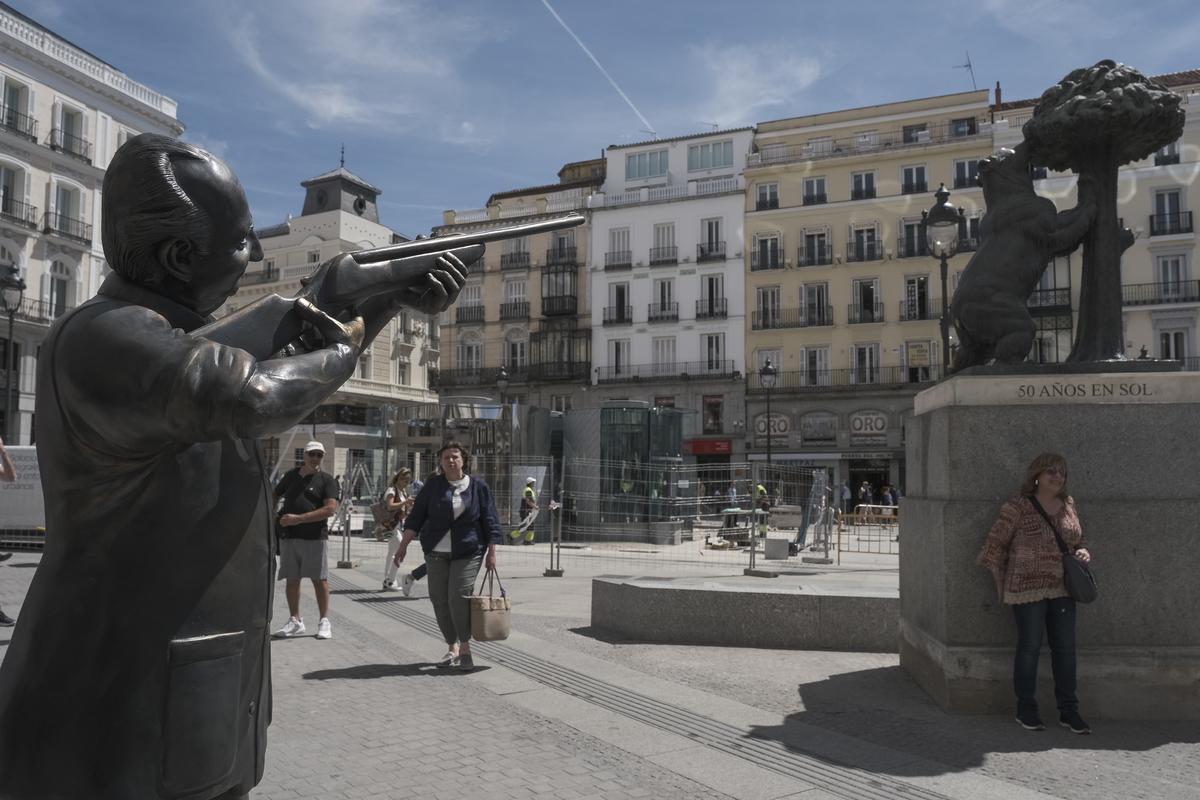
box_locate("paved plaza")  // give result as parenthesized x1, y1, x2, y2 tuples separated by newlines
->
(1, 546, 1196, 799)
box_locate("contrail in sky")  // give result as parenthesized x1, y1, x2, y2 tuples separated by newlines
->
(539, 0, 656, 136)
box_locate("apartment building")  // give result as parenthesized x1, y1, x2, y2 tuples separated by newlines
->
(434, 159, 604, 414)
(0, 2, 183, 444)
(991, 70, 1200, 366)
(743, 91, 993, 490)
(225, 165, 441, 485)
(588, 129, 752, 469)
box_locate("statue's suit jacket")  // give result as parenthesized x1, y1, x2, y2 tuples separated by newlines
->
(0, 275, 274, 799)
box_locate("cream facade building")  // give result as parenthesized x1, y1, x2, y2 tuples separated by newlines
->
(0, 2, 183, 444)
(433, 159, 603, 412)
(743, 91, 992, 490)
(225, 167, 441, 487)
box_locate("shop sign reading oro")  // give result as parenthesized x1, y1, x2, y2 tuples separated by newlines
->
(849, 409, 888, 446)
(754, 411, 790, 445)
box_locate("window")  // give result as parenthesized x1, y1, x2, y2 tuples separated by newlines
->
(625, 149, 668, 180)
(699, 218, 724, 260)
(753, 234, 782, 270)
(542, 266, 575, 297)
(651, 222, 676, 263)
(1158, 255, 1185, 297)
(954, 159, 980, 189)
(702, 333, 724, 369)
(550, 395, 571, 412)
(803, 177, 826, 205)
(756, 182, 779, 211)
(460, 284, 482, 307)
(701, 273, 723, 303)
(702, 217, 722, 245)
(0, 163, 26, 219)
(756, 349, 781, 372)
(652, 337, 676, 373)
(688, 140, 733, 171)
(903, 276, 930, 320)
(803, 283, 829, 325)
(951, 117, 978, 137)
(504, 280, 527, 302)
(958, 215, 982, 249)
(653, 277, 674, 309)
(1153, 189, 1184, 234)
(1160, 330, 1188, 360)
(849, 226, 879, 262)
(852, 278, 880, 322)
(755, 286, 781, 328)
(806, 137, 833, 156)
(851, 171, 876, 200)
(901, 165, 927, 194)
(505, 330, 527, 368)
(608, 282, 629, 310)
(1156, 140, 1181, 166)
(48, 260, 72, 318)
(1, 77, 30, 131)
(456, 338, 482, 370)
(307, 250, 321, 264)
(358, 352, 372, 379)
(504, 236, 528, 256)
(801, 346, 830, 386)
(851, 343, 880, 384)
(396, 360, 410, 385)
(800, 231, 828, 266)
(609, 339, 631, 374)
(703, 395, 723, 434)
(902, 124, 927, 143)
(900, 220, 925, 258)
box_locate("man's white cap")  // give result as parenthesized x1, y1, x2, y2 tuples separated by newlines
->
(526, 477, 536, 484)
(304, 440, 325, 454)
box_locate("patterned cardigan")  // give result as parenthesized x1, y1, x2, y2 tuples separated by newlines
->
(976, 495, 1088, 605)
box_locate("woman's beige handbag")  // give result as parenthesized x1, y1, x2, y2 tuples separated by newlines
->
(470, 568, 511, 641)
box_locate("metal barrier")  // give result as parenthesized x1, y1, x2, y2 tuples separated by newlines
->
(836, 504, 900, 559)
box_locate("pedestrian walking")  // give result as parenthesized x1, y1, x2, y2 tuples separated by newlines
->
(840, 481, 852, 515)
(977, 452, 1093, 735)
(508, 477, 540, 545)
(0, 437, 16, 626)
(273, 441, 340, 640)
(394, 441, 500, 671)
(381, 468, 428, 595)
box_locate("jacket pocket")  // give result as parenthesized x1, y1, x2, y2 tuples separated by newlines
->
(160, 631, 245, 798)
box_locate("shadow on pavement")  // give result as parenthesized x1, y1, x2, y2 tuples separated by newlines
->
(302, 663, 491, 680)
(566, 625, 636, 645)
(747, 665, 1200, 780)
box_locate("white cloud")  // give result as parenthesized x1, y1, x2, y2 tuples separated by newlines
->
(183, 131, 230, 159)
(688, 43, 822, 125)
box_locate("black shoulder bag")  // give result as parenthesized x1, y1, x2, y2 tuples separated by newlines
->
(1029, 496, 1098, 604)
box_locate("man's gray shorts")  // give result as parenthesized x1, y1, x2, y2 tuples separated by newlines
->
(278, 538, 329, 581)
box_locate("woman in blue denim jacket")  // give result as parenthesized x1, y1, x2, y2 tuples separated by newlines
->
(395, 441, 500, 671)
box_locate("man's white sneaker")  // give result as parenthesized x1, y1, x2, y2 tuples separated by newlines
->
(401, 573, 416, 597)
(316, 617, 332, 640)
(382, 580, 397, 591)
(273, 616, 305, 638)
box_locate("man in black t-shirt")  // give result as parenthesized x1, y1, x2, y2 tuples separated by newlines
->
(273, 441, 341, 640)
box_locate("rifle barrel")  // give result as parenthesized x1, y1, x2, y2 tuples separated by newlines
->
(349, 213, 585, 265)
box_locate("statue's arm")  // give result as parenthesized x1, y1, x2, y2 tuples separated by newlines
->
(1049, 199, 1095, 255)
(232, 342, 359, 439)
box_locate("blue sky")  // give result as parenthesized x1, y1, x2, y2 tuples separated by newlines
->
(15, 0, 1200, 236)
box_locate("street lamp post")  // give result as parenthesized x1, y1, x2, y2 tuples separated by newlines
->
(496, 365, 510, 525)
(1, 265, 27, 443)
(760, 358, 777, 495)
(921, 184, 965, 376)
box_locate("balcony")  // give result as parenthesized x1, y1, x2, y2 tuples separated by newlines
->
(241, 266, 279, 285)
(500, 251, 530, 270)
(48, 128, 93, 164)
(431, 365, 527, 390)
(845, 241, 882, 262)
(747, 365, 941, 392)
(528, 361, 590, 381)
(604, 250, 632, 271)
(545, 246, 577, 266)
(649, 245, 678, 266)
(541, 294, 577, 316)
(750, 250, 783, 271)
(1027, 288, 1071, 311)
(953, 175, 978, 189)
(752, 306, 833, 330)
(596, 359, 738, 383)
(851, 187, 877, 201)
(603, 305, 633, 325)
(901, 182, 928, 195)
(42, 211, 92, 245)
(1149, 212, 1193, 236)
(10, 296, 72, 325)
(647, 302, 679, 323)
(0, 106, 37, 141)
(896, 237, 927, 259)
(1155, 152, 1181, 167)
(500, 300, 529, 319)
(958, 236, 980, 253)
(746, 119, 989, 169)
(0, 198, 37, 230)
(797, 246, 833, 267)
(899, 299, 938, 321)
(755, 198, 779, 211)
(802, 193, 827, 206)
(1122, 280, 1200, 306)
(848, 302, 884, 324)
(697, 241, 725, 262)
(455, 304, 485, 324)
(695, 298, 728, 320)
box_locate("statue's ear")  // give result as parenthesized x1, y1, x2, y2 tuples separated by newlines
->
(158, 238, 193, 283)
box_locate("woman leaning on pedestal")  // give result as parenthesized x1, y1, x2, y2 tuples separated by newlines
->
(977, 452, 1093, 735)
(394, 440, 500, 672)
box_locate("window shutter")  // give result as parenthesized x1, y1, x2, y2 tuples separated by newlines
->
(51, 100, 61, 136)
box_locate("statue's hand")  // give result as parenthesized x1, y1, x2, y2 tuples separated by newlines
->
(294, 298, 365, 356)
(397, 251, 471, 315)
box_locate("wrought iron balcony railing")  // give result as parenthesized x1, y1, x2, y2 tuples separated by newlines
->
(48, 128, 93, 163)
(896, 237, 927, 259)
(647, 302, 678, 322)
(1149, 212, 1193, 236)
(541, 294, 577, 316)
(1155, 152, 1181, 166)
(697, 241, 725, 262)
(898, 300, 938, 321)
(797, 246, 833, 267)
(499, 300, 529, 319)
(953, 175, 979, 189)
(455, 304, 485, 323)
(750, 250, 783, 271)
(0, 198, 37, 229)
(42, 211, 92, 245)
(649, 246, 678, 265)
(500, 251, 530, 270)
(602, 305, 633, 325)
(0, 106, 37, 140)
(755, 198, 779, 211)
(1027, 288, 1072, 310)
(746, 119, 988, 168)
(748, 365, 942, 392)
(596, 359, 738, 383)
(802, 193, 827, 206)
(844, 241, 882, 262)
(545, 246, 577, 266)
(695, 298, 727, 319)
(1122, 280, 1200, 306)
(851, 187, 877, 201)
(848, 302, 884, 324)
(901, 181, 928, 195)
(604, 250, 632, 270)
(751, 306, 833, 330)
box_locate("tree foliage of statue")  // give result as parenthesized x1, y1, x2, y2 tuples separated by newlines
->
(1023, 60, 1185, 362)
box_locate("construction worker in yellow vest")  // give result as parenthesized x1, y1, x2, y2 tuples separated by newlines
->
(755, 483, 770, 536)
(509, 477, 539, 544)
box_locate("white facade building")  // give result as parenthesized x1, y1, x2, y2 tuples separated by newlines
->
(587, 128, 753, 462)
(0, 2, 183, 444)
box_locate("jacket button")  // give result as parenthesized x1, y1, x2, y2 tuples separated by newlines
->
(248, 701, 256, 716)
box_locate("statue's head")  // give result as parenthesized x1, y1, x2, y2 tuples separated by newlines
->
(977, 142, 1032, 198)
(102, 134, 262, 314)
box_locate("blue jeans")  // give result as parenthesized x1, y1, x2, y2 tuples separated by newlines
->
(1011, 596, 1078, 713)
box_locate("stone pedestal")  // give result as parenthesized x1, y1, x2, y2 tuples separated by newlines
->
(900, 371, 1200, 719)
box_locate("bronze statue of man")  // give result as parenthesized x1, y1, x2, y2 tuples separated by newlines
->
(0, 134, 476, 800)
